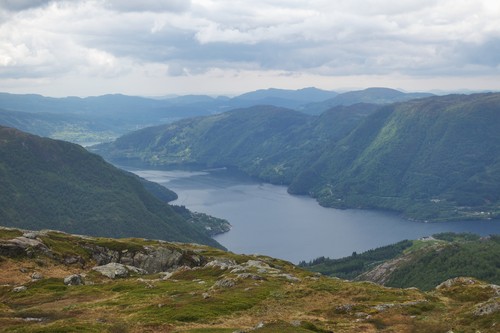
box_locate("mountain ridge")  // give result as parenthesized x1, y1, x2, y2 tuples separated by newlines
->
(0, 87, 431, 143)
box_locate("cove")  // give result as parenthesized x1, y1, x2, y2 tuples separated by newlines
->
(129, 167, 500, 264)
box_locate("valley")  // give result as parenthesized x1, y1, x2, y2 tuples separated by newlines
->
(97, 93, 500, 223)
(1, 88, 500, 332)
(2, 2, 500, 331)
(129, 167, 500, 264)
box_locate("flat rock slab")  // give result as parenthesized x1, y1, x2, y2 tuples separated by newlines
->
(92, 263, 147, 279)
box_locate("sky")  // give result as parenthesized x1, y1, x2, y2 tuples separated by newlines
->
(1, 0, 500, 97)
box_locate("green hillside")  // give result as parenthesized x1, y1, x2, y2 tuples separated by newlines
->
(0, 126, 226, 249)
(1, 227, 499, 332)
(96, 104, 379, 184)
(97, 93, 500, 221)
(301, 233, 500, 291)
(295, 93, 500, 221)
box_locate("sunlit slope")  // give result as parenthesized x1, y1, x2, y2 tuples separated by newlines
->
(294, 93, 500, 220)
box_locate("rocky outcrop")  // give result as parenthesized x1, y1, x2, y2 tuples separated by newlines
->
(92, 263, 147, 279)
(355, 255, 413, 285)
(0, 236, 50, 257)
(64, 274, 84, 285)
(436, 277, 478, 289)
(83, 244, 205, 274)
(12, 286, 27, 292)
(213, 278, 236, 288)
(0, 228, 207, 275)
(473, 298, 500, 316)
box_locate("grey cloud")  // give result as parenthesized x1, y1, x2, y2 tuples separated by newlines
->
(462, 38, 500, 67)
(1, 0, 500, 87)
(0, 0, 57, 11)
(104, 0, 190, 13)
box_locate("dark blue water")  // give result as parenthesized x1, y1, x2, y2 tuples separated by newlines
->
(131, 168, 500, 264)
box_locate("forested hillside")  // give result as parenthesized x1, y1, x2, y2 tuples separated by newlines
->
(292, 93, 500, 221)
(96, 103, 378, 184)
(98, 93, 500, 221)
(0, 126, 226, 249)
(301, 233, 500, 291)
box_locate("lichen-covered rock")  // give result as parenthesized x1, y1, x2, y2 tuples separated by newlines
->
(213, 278, 236, 288)
(0, 237, 49, 257)
(473, 298, 500, 316)
(245, 260, 271, 269)
(31, 272, 44, 280)
(83, 244, 205, 274)
(12, 286, 27, 292)
(437, 277, 477, 289)
(237, 273, 265, 281)
(205, 258, 238, 270)
(22, 232, 39, 239)
(92, 263, 146, 279)
(129, 247, 185, 273)
(64, 274, 84, 285)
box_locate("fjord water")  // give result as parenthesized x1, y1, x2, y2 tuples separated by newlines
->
(131, 168, 500, 264)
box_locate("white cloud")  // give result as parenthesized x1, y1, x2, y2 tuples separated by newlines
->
(1, 0, 500, 96)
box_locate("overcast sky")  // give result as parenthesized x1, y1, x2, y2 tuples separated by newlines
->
(1, 0, 500, 97)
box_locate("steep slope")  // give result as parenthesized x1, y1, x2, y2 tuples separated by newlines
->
(302, 233, 500, 291)
(98, 93, 500, 221)
(0, 126, 225, 249)
(97, 104, 378, 184)
(302, 87, 433, 114)
(292, 93, 500, 220)
(1, 227, 499, 332)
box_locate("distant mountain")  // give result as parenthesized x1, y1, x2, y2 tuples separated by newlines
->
(0, 87, 432, 143)
(235, 87, 337, 102)
(231, 87, 338, 109)
(0, 89, 336, 143)
(0, 126, 226, 248)
(301, 87, 433, 114)
(301, 232, 500, 291)
(97, 93, 500, 221)
(0, 93, 224, 144)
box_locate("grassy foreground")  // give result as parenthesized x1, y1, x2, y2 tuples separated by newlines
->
(1, 227, 499, 332)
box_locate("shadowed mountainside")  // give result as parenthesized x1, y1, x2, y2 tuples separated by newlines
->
(0, 126, 226, 249)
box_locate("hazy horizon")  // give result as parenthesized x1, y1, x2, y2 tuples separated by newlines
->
(0, 86, 498, 100)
